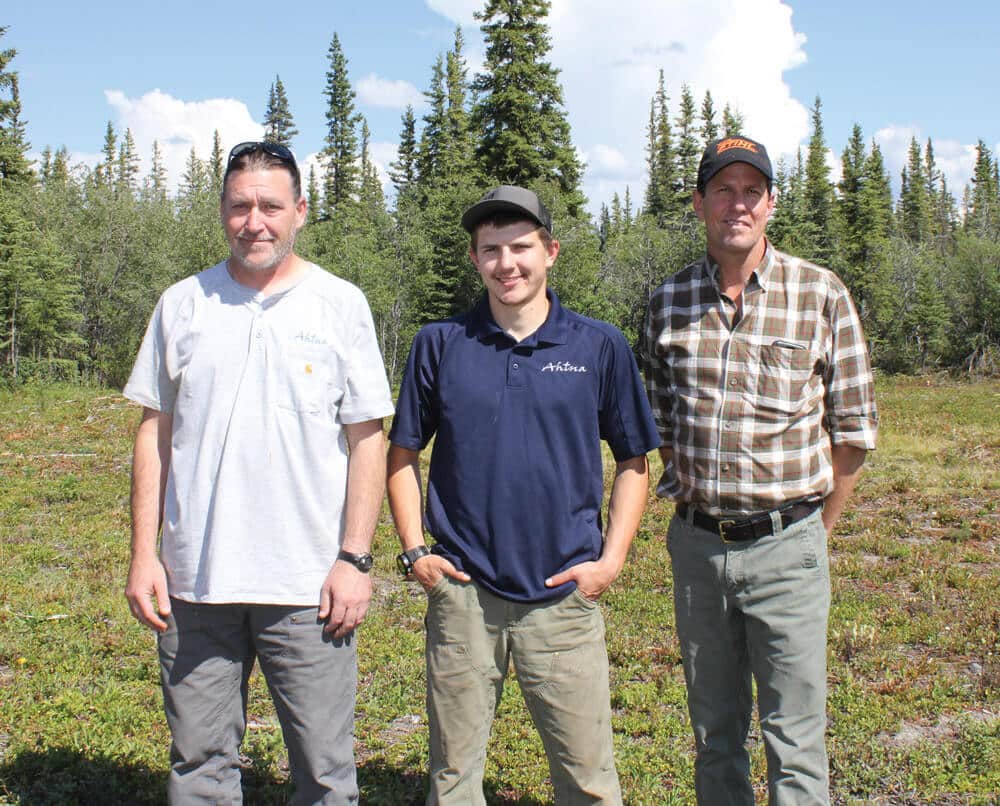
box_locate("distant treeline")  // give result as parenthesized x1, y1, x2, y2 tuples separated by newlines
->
(1, 5, 998, 388)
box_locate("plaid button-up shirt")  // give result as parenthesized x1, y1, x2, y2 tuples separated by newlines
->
(641, 243, 878, 516)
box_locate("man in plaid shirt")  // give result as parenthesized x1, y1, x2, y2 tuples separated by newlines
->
(641, 136, 877, 805)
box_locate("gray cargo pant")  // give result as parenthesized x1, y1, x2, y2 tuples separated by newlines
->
(668, 507, 831, 806)
(158, 599, 359, 805)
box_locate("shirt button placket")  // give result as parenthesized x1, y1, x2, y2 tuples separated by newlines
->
(507, 354, 526, 388)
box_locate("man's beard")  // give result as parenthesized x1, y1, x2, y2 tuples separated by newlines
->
(232, 231, 296, 274)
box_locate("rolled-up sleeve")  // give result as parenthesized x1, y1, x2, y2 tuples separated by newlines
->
(823, 287, 878, 449)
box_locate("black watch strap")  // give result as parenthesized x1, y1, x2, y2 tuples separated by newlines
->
(397, 545, 431, 576)
(337, 549, 373, 573)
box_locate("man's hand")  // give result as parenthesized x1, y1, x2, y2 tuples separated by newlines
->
(409, 553, 471, 593)
(125, 553, 171, 632)
(544, 556, 623, 601)
(318, 560, 373, 638)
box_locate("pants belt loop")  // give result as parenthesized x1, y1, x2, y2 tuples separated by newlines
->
(769, 508, 783, 535)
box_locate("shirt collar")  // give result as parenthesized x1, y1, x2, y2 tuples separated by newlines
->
(468, 289, 569, 346)
(701, 238, 776, 294)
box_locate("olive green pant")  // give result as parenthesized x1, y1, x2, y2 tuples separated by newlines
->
(424, 578, 622, 805)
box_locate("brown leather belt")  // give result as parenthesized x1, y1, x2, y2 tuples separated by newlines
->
(676, 500, 822, 543)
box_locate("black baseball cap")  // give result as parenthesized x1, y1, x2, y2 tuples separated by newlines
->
(461, 185, 553, 234)
(697, 136, 773, 192)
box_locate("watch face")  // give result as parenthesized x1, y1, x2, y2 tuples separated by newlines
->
(340, 551, 373, 572)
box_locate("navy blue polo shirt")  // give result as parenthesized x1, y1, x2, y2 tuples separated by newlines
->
(389, 291, 659, 603)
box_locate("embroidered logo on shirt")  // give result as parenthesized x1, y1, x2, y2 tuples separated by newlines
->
(294, 330, 328, 345)
(542, 361, 588, 373)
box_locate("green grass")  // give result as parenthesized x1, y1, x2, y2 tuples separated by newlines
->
(1, 376, 998, 804)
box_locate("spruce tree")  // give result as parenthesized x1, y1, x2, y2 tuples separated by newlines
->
(98, 122, 117, 189)
(180, 147, 208, 200)
(643, 99, 662, 218)
(721, 104, 744, 136)
(389, 105, 417, 195)
(923, 138, 956, 250)
(802, 97, 834, 263)
(472, 0, 583, 205)
(643, 71, 676, 222)
(674, 84, 700, 208)
(0, 29, 31, 187)
(147, 140, 168, 201)
(117, 128, 140, 196)
(0, 27, 15, 123)
(358, 120, 385, 215)
(700, 90, 719, 143)
(306, 166, 320, 224)
(856, 140, 896, 344)
(0, 73, 32, 186)
(322, 33, 360, 220)
(966, 140, 998, 238)
(836, 124, 867, 282)
(417, 56, 447, 187)
(898, 137, 931, 243)
(209, 130, 224, 195)
(264, 75, 299, 147)
(443, 27, 475, 181)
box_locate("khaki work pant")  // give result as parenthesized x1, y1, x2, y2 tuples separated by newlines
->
(424, 577, 622, 805)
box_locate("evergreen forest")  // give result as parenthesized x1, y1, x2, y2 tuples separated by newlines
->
(2, 3, 999, 389)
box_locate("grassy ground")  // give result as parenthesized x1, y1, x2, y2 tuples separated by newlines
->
(0, 377, 997, 804)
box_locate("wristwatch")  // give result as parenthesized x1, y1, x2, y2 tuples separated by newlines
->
(337, 549, 374, 573)
(397, 545, 431, 576)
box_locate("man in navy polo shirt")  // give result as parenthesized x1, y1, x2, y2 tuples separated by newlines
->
(387, 185, 659, 805)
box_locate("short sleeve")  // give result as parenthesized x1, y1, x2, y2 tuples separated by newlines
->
(598, 326, 661, 462)
(338, 290, 395, 424)
(123, 297, 177, 414)
(388, 325, 444, 451)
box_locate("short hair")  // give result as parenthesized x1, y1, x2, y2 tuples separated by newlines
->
(223, 145, 302, 201)
(470, 212, 554, 250)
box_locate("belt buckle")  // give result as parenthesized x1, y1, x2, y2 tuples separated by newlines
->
(718, 519, 737, 542)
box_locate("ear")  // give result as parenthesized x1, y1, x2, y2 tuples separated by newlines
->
(468, 247, 479, 270)
(545, 238, 560, 267)
(295, 195, 308, 230)
(692, 190, 705, 222)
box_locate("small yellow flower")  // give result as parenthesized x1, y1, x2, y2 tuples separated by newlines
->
(15, 657, 26, 666)
(305, 363, 313, 375)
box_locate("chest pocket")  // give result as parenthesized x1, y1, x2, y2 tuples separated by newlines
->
(276, 343, 343, 415)
(755, 341, 821, 414)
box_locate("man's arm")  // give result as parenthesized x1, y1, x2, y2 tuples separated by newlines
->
(318, 418, 385, 638)
(821, 444, 867, 536)
(386, 444, 469, 591)
(125, 407, 173, 632)
(545, 454, 650, 599)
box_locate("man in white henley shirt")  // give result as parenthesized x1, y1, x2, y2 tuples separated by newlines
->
(123, 141, 393, 804)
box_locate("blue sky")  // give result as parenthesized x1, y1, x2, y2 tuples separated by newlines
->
(5, 0, 999, 213)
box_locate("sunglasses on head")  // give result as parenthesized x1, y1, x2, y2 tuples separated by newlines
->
(224, 141, 300, 182)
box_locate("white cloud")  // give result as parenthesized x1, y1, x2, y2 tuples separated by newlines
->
(429, 0, 811, 213)
(584, 144, 633, 180)
(357, 74, 427, 111)
(425, 0, 480, 24)
(99, 89, 263, 192)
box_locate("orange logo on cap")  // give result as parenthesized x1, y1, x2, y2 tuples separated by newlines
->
(717, 138, 758, 154)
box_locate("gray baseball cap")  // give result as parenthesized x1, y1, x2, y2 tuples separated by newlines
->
(461, 185, 553, 234)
